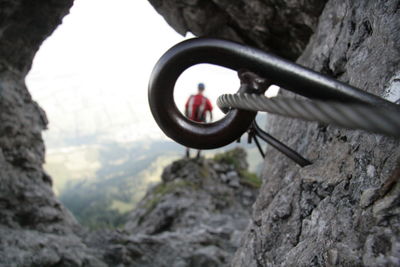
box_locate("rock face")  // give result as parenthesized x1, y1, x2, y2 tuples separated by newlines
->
(89, 149, 259, 266)
(1, 0, 399, 266)
(231, 1, 400, 266)
(151, 0, 400, 266)
(148, 0, 327, 60)
(0, 1, 104, 266)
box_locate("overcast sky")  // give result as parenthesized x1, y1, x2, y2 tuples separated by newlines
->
(27, 0, 242, 148)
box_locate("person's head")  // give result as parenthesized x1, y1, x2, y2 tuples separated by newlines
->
(197, 83, 205, 93)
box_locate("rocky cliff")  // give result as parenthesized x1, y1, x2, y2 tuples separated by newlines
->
(0, 0, 399, 266)
(148, 0, 400, 266)
(148, 0, 327, 60)
(87, 148, 259, 266)
(0, 1, 104, 265)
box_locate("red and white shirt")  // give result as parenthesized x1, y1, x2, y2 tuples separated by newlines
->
(185, 94, 213, 122)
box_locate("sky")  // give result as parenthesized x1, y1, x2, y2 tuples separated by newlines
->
(26, 0, 244, 149)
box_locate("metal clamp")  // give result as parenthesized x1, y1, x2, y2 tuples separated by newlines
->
(247, 121, 312, 167)
(148, 38, 398, 149)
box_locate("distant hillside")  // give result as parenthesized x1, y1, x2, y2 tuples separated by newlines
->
(46, 137, 264, 229)
(51, 140, 180, 229)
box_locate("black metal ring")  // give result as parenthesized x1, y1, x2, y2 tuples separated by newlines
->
(148, 38, 398, 149)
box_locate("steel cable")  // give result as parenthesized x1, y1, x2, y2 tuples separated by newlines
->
(217, 93, 400, 137)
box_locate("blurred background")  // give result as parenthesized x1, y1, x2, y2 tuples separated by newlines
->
(26, 0, 270, 229)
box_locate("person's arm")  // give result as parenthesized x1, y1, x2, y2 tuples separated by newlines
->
(185, 96, 191, 117)
(206, 98, 213, 122)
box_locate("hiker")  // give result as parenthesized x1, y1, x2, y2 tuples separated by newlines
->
(184, 82, 213, 158)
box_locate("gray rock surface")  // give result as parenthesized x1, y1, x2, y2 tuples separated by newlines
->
(152, 0, 400, 266)
(80, 149, 259, 267)
(148, 0, 327, 60)
(0, 1, 104, 266)
(231, 1, 400, 266)
(1, 0, 399, 266)
(108, 149, 259, 266)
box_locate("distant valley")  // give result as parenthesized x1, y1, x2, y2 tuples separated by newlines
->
(45, 138, 263, 229)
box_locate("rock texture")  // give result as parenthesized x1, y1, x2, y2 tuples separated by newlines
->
(148, 0, 327, 60)
(0, 1, 104, 266)
(86, 149, 259, 266)
(152, 0, 400, 266)
(1, 0, 399, 266)
(231, 1, 400, 266)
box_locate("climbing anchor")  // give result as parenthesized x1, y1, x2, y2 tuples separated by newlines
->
(148, 38, 400, 159)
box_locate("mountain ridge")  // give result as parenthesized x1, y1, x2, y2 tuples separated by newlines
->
(81, 147, 260, 266)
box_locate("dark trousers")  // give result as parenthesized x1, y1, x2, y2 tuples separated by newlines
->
(186, 147, 201, 158)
